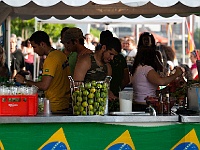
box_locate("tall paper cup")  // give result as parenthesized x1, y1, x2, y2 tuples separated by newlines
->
(119, 91, 133, 112)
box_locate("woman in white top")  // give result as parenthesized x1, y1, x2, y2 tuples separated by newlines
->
(130, 46, 183, 111)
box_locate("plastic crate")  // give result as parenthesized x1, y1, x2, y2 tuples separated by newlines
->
(0, 94, 38, 116)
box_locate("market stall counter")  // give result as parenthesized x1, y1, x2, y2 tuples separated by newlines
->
(1, 113, 200, 150)
(0, 113, 179, 124)
(180, 113, 200, 123)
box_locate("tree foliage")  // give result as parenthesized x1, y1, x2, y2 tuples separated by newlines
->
(40, 23, 74, 42)
(11, 17, 35, 40)
(11, 17, 101, 43)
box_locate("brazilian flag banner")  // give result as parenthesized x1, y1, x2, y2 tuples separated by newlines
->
(0, 123, 199, 150)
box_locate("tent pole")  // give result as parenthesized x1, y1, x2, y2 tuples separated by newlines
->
(167, 23, 171, 46)
(6, 16, 11, 73)
(182, 18, 186, 64)
(34, 18, 40, 81)
(136, 24, 139, 44)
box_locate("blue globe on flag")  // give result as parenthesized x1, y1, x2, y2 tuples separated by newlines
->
(42, 141, 67, 150)
(174, 142, 198, 150)
(108, 143, 132, 150)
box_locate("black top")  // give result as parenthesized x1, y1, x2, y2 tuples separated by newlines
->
(11, 49, 25, 73)
(84, 53, 108, 82)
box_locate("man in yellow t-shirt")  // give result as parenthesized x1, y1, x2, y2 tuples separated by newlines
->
(43, 49, 70, 112)
(15, 31, 71, 113)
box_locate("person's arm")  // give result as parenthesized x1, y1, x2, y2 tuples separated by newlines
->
(73, 54, 91, 81)
(15, 74, 53, 91)
(147, 66, 183, 86)
(191, 68, 198, 79)
(106, 63, 112, 76)
(121, 68, 130, 90)
(12, 70, 17, 79)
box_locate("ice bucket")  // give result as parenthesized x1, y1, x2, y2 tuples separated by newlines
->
(68, 76, 111, 115)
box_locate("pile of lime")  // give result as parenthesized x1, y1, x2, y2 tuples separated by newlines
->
(72, 81, 108, 115)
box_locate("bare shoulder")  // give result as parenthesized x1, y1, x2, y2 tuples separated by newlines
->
(76, 53, 91, 69)
(78, 53, 91, 62)
(106, 63, 112, 76)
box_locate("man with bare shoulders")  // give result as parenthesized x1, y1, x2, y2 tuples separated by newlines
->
(73, 37, 118, 83)
(62, 27, 92, 76)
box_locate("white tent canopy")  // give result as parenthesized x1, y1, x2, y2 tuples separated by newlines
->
(0, 0, 197, 79)
(0, 0, 200, 24)
(36, 15, 184, 25)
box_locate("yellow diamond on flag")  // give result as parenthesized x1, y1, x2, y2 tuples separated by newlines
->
(105, 130, 135, 150)
(0, 140, 5, 150)
(171, 128, 200, 150)
(38, 127, 70, 150)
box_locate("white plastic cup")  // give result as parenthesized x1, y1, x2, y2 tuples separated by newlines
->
(119, 91, 133, 112)
(43, 98, 51, 115)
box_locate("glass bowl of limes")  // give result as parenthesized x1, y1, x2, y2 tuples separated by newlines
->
(71, 80, 109, 116)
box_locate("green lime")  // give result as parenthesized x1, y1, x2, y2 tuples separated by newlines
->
(85, 82, 92, 89)
(77, 96, 82, 102)
(75, 111, 80, 115)
(73, 105, 78, 111)
(94, 102, 99, 108)
(83, 90, 89, 96)
(88, 98, 94, 105)
(101, 92, 107, 98)
(90, 87, 96, 93)
(91, 81, 97, 87)
(79, 106, 84, 112)
(96, 97, 101, 103)
(88, 93, 94, 99)
(88, 111, 94, 115)
(82, 96, 88, 101)
(82, 101, 88, 107)
(95, 92, 100, 98)
(76, 101, 81, 106)
(102, 82, 108, 88)
(88, 104, 93, 110)
(97, 83, 102, 89)
(82, 111, 87, 115)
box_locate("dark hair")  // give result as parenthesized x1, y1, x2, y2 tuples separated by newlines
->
(61, 27, 70, 36)
(71, 38, 84, 46)
(160, 45, 175, 61)
(100, 30, 113, 45)
(180, 64, 193, 80)
(104, 37, 121, 53)
(137, 32, 156, 49)
(29, 31, 51, 47)
(191, 50, 197, 57)
(24, 38, 31, 47)
(131, 46, 157, 75)
(95, 43, 102, 51)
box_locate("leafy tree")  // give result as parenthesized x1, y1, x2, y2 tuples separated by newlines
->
(11, 17, 101, 43)
(41, 23, 74, 42)
(11, 17, 35, 40)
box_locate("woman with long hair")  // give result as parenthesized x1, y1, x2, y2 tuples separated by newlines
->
(130, 46, 183, 111)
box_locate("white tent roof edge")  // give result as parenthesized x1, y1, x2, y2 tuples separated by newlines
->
(1, 0, 200, 7)
(35, 15, 185, 25)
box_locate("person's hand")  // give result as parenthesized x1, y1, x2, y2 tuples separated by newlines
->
(15, 74, 25, 84)
(174, 66, 183, 77)
(108, 90, 117, 101)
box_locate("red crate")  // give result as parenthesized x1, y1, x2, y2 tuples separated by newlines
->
(0, 94, 38, 116)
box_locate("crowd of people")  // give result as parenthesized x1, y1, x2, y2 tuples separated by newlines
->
(0, 27, 199, 113)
